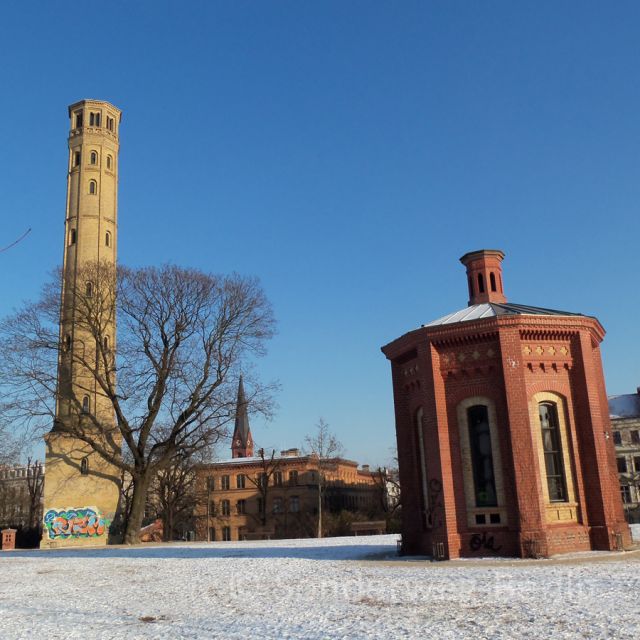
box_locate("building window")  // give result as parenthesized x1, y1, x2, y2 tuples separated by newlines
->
(222, 526, 231, 541)
(221, 475, 230, 490)
(274, 471, 283, 487)
(257, 497, 264, 516)
(236, 474, 245, 489)
(621, 485, 632, 504)
(82, 395, 90, 414)
(89, 180, 97, 195)
(631, 430, 640, 445)
(477, 273, 485, 294)
(85, 281, 93, 297)
(634, 456, 640, 472)
(289, 496, 300, 513)
(63, 334, 71, 352)
(273, 497, 283, 513)
(613, 431, 622, 445)
(289, 470, 298, 486)
(103, 335, 109, 351)
(415, 406, 430, 529)
(106, 155, 112, 170)
(74, 111, 83, 128)
(467, 405, 497, 507)
(207, 476, 215, 491)
(209, 527, 215, 541)
(90, 151, 98, 165)
(106, 116, 114, 131)
(236, 499, 246, 514)
(489, 272, 497, 292)
(73, 151, 81, 167)
(80, 457, 89, 475)
(467, 275, 473, 300)
(258, 472, 268, 489)
(617, 457, 628, 473)
(539, 403, 567, 502)
(105, 231, 111, 247)
(89, 112, 101, 127)
(220, 499, 230, 516)
(69, 229, 77, 245)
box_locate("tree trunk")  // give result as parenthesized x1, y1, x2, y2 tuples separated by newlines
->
(123, 473, 151, 544)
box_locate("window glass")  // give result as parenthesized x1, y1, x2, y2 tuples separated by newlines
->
(617, 457, 628, 473)
(467, 405, 497, 507)
(221, 475, 230, 490)
(613, 431, 622, 445)
(236, 474, 245, 489)
(539, 403, 567, 501)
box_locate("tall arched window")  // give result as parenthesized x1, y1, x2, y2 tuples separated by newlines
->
(103, 335, 109, 351)
(89, 180, 97, 195)
(105, 231, 111, 247)
(467, 405, 497, 507)
(85, 281, 93, 297)
(490, 272, 497, 292)
(80, 457, 89, 475)
(539, 402, 567, 502)
(90, 151, 98, 165)
(63, 335, 71, 352)
(82, 395, 90, 414)
(69, 229, 76, 245)
(415, 407, 430, 529)
(106, 155, 112, 170)
(477, 273, 485, 294)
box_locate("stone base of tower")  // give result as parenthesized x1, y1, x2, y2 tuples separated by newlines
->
(42, 432, 121, 549)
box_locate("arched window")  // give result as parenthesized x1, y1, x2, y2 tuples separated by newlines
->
(85, 281, 93, 297)
(467, 405, 497, 507)
(69, 229, 76, 245)
(106, 155, 112, 170)
(89, 112, 101, 127)
(477, 273, 485, 294)
(490, 272, 497, 292)
(63, 335, 71, 352)
(73, 151, 81, 167)
(105, 231, 111, 247)
(467, 276, 473, 300)
(80, 457, 89, 475)
(539, 402, 567, 502)
(90, 151, 98, 165)
(415, 407, 430, 529)
(89, 180, 97, 195)
(82, 395, 90, 414)
(103, 335, 109, 351)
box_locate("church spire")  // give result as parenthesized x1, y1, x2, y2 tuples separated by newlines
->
(231, 376, 254, 458)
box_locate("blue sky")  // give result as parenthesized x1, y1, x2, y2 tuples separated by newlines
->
(1, 2, 639, 466)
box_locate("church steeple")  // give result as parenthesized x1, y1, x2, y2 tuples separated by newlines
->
(231, 376, 254, 458)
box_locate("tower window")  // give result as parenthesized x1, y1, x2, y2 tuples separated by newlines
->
(89, 112, 101, 127)
(490, 272, 497, 292)
(89, 180, 97, 195)
(80, 457, 89, 475)
(74, 111, 83, 128)
(467, 275, 473, 299)
(63, 334, 71, 352)
(73, 151, 81, 167)
(85, 281, 93, 297)
(69, 229, 77, 245)
(105, 231, 111, 247)
(539, 403, 567, 502)
(82, 395, 90, 414)
(106, 116, 114, 132)
(477, 273, 485, 294)
(90, 151, 98, 165)
(103, 335, 109, 351)
(467, 405, 497, 507)
(106, 155, 112, 170)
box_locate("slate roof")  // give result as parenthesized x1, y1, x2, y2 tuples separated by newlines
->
(609, 392, 640, 419)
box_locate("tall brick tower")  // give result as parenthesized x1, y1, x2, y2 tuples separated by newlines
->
(382, 249, 631, 559)
(42, 100, 123, 548)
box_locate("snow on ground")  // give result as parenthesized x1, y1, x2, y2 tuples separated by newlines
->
(1, 534, 639, 640)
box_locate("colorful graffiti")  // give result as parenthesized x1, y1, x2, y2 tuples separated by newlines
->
(43, 507, 107, 539)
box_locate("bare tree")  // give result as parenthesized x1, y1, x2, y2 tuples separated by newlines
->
(0, 262, 275, 543)
(26, 457, 44, 530)
(247, 447, 284, 530)
(304, 418, 344, 538)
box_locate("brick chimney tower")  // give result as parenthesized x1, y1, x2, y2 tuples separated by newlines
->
(460, 249, 507, 306)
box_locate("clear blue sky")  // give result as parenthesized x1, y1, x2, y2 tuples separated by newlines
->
(1, 2, 639, 467)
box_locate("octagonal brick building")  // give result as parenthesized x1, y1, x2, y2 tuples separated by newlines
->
(382, 249, 631, 559)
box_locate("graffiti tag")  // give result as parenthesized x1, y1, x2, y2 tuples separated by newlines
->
(469, 531, 502, 553)
(43, 507, 107, 539)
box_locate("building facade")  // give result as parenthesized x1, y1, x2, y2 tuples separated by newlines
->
(609, 389, 640, 523)
(0, 464, 44, 531)
(42, 100, 123, 548)
(382, 249, 631, 559)
(194, 381, 381, 541)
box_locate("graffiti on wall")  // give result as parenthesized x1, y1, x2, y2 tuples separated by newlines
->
(43, 507, 107, 539)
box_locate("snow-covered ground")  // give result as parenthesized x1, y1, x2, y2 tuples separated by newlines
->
(1, 534, 639, 639)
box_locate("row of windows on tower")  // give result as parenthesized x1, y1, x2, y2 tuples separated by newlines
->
(74, 110, 115, 132)
(62, 334, 110, 353)
(73, 151, 113, 170)
(68, 229, 112, 247)
(468, 271, 503, 298)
